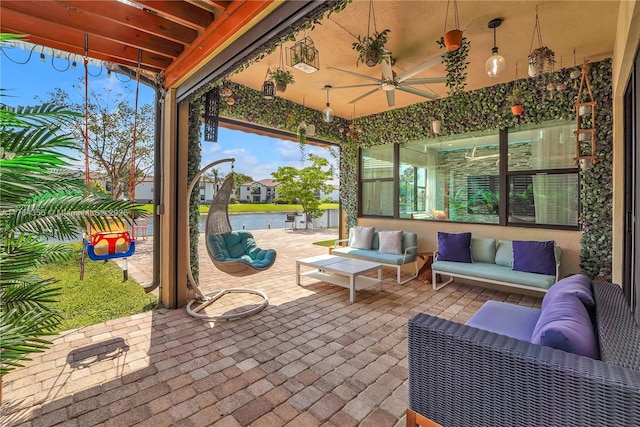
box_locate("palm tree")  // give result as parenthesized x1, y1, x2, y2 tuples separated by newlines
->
(0, 65, 146, 375)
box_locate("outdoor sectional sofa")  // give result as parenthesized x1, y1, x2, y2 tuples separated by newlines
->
(406, 276, 640, 427)
(333, 226, 419, 284)
(431, 232, 561, 293)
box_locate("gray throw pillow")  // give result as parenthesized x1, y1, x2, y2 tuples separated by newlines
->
(378, 230, 402, 254)
(349, 226, 375, 249)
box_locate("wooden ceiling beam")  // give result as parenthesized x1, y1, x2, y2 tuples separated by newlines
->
(60, 0, 199, 46)
(2, 1, 184, 58)
(132, 0, 215, 31)
(163, 0, 274, 89)
(0, 9, 170, 72)
(200, 0, 233, 11)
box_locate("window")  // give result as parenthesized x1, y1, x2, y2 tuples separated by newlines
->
(361, 120, 579, 229)
(507, 121, 579, 227)
(361, 145, 394, 216)
(398, 129, 500, 223)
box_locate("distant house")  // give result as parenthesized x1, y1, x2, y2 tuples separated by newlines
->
(239, 179, 278, 203)
(89, 172, 233, 204)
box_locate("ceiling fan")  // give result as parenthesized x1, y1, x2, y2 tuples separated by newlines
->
(327, 51, 447, 107)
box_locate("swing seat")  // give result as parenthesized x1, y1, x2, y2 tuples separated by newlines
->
(206, 231, 277, 276)
(86, 231, 136, 261)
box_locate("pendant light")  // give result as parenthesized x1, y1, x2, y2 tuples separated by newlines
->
(322, 85, 334, 123)
(485, 18, 505, 78)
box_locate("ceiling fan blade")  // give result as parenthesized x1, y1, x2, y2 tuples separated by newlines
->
(396, 54, 444, 83)
(349, 87, 382, 104)
(402, 77, 447, 85)
(396, 85, 438, 100)
(327, 67, 381, 83)
(381, 53, 393, 80)
(331, 83, 381, 90)
(386, 90, 395, 107)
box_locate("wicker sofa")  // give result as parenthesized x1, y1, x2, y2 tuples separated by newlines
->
(406, 279, 640, 427)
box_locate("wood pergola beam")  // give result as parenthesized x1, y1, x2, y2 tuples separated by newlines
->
(2, 1, 184, 59)
(132, 0, 215, 31)
(1, 8, 170, 73)
(60, 0, 199, 46)
(162, 0, 274, 89)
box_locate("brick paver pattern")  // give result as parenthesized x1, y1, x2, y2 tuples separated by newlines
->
(1, 228, 542, 426)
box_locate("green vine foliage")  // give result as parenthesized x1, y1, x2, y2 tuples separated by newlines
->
(188, 100, 203, 288)
(436, 36, 470, 96)
(219, 83, 348, 142)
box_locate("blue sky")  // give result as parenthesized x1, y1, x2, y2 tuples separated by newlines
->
(0, 44, 338, 183)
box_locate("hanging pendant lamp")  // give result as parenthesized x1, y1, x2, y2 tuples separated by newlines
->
(322, 85, 334, 123)
(485, 18, 505, 78)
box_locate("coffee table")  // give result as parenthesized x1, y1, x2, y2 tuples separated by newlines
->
(296, 254, 383, 303)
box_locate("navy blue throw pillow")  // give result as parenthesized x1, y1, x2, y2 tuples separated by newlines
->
(437, 232, 472, 263)
(512, 240, 556, 276)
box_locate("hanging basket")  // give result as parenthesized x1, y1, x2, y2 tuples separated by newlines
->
(443, 29, 463, 51)
(364, 49, 380, 67)
(528, 46, 555, 77)
(511, 104, 524, 116)
(275, 81, 287, 93)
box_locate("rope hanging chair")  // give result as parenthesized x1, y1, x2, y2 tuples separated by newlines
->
(185, 158, 274, 321)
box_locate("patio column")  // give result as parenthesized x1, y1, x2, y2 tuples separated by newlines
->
(159, 89, 194, 308)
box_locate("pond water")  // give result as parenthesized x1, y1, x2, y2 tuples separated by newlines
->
(141, 210, 338, 236)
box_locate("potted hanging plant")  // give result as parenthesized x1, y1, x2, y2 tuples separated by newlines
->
(507, 86, 526, 115)
(352, 29, 390, 67)
(436, 36, 470, 96)
(443, 0, 463, 51)
(268, 68, 294, 92)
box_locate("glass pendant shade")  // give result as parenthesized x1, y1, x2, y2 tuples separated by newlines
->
(323, 104, 334, 123)
(486, 49, 505, 77)
(486, 18, 505, 78)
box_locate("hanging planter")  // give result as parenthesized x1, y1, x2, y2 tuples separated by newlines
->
(442, 0, 463, 51)
(353, 29, 390, 67)
(507, 86, 526, 116)
(527, 7, 555, 77)
(268, 68, 294, 93)
(353, 1, 389, 67)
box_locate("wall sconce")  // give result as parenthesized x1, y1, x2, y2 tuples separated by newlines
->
(432, 120, 442, 134)
(322, 85, 334, 123)
(485, 18, 505, 78)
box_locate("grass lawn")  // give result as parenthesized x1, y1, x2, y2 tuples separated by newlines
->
(37, 244, 158, 332)
(313, 239, 337, 248)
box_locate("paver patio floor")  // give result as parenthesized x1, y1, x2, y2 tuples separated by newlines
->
(2, 228, 542, 426)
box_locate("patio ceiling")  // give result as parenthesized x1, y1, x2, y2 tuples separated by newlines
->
(231, 0, 620, 118)
(0, 0, 276, 87)
(1, 1, 620, 120)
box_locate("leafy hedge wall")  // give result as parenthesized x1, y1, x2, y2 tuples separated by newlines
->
(188, 101, 203, 287)
(215, 61, 613, 280)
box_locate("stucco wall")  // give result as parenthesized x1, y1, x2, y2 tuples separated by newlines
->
(355, 218, 582, 283)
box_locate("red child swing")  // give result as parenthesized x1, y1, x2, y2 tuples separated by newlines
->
(80, 43, 141, 280)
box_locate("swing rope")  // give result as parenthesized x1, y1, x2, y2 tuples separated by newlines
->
(129, 50, 141, 209)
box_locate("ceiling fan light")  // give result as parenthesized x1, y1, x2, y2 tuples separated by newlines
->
(323, 104, 334, 123)
(485, 49, 505, 78)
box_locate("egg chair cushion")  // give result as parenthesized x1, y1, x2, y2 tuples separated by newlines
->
(207, 231, 277, 270)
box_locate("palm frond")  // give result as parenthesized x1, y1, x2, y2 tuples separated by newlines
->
(6, 195, 146, 239)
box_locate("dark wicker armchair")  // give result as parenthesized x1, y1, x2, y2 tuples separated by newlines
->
(407, 280, 640, 427)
